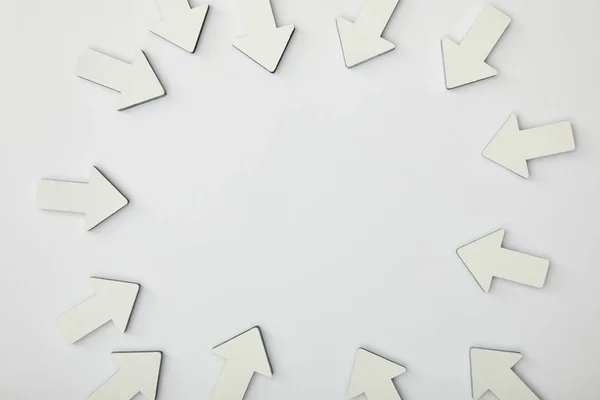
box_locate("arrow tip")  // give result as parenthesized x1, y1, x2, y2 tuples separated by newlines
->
(117, 51, 165, 111)
(85, 167, 128, 230)
(149, 4, 209, 53)
(336, 18, 396, 68)
(89, 277, 140, 332)
(213, 326, 272, 376)
(347, 348, 406, 399)
(111, 351, 163, 400)
(457, 230, 505, 292)
(441, 38, 498, 89)
(233, 25, 294, 73)
(470, 347, 522, 399)
(483, 115, 533, 178)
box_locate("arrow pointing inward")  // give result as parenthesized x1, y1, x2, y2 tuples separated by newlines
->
(37, 166, 128, 231)
(212, 326, 272, 400)
(470, 348, 540, 400)
(336, 0, 400, 68)
(150, 0, 209, 53)
(88, 351, 163, 400)
(233, 0, 294, 73)
(483, 115, 575, 178)
(76, 49, 165, 110)
(457, 230, 549, 292)
(442, 5, 510, 89)
(57, 278, 140, 344)
(348, 348, 406, 400)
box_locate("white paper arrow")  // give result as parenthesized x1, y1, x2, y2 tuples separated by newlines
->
(150, 0, 209, 53)
(76, 49, 165, 110)
(57, 278, 139, 344)
(348, 348, 406, 400)
(88, 351, 163, 400)
(442, 5, 510, 89)
(233, 0, 294, 72)
(470, 348, 540, 400)
(212, 326, 272, 400)
(37, 166, 128, 231)
(336, 0, 400, 68)
(483, 115, 575, 178)
(457, 230, 549, 292)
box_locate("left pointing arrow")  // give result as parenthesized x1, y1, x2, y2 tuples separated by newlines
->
(37, 166, 128, 231)
(57, 278, 140, 344)
(150, 0, 209, 53)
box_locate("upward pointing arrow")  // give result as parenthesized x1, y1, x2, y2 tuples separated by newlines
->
(442, 5, 511, 89)
(347, 348, 406, 400)
(470, 348, 540, 400)
(150, 0, 209, 53)
(212, 326, 272, 400)
(233, 0, 295, 73)
(336, 0, 401, 68)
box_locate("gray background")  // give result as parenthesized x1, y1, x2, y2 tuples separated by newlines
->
(1, 0, 599, 398)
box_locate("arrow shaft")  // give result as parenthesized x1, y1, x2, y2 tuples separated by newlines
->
(493, 248, 548, 288)
(212, 362, 255, 400)
(460, 5, 510, 60)
(88, 370, 138, 400)
(492, 370, 539, 400)
(156, 0, 189, 19)
(57, 295, 110, 343)
(76, 50, 129, 92)
(238, 0, 275, 35)
(37, 180, 88, 214)
(355, 0, 400, 36)
(521, 122, 574, 160)
(366, 380, 402, 400)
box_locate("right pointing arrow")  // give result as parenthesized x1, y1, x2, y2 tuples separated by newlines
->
(457, 230, 550, 292)
(347, 348, 406, 400)
(470, 348, 540, 400)
(150, 0, 209, 53)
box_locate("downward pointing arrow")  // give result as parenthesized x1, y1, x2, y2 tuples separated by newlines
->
(233, 0, 295, 72)
(483, 115, 575, 178)
(57, 278, 140, 344)
(212, 326, 272, 400)
(150, 0, 209, 53)
(347, 348, 406, 400)
(336, 0, 400, 68)
(37, 166, 128, 231)
(442, 6, 511, 89)
(76, 49, 165, 110)
(470, 348, 540, 400)
(457, 230, 550, 292)
(88, 351, 163, 400)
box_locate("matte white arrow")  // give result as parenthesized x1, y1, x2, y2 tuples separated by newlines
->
(233, 0, 294, 72)
(212, 326, 272, 400)
(347, 348, 406, 400)
(88, 351, 162, 400)
(336, 0, 400, 68)
(37, 166, 128, 231)
(150, 0, 209, 52)
(442, 5, 510, 89)
(471, 348, 540, 400)
(76, 49, 165, 110)
(457, 230, 549, 292)
(483, 115, 575, 178)
(57, 278, 139, 344)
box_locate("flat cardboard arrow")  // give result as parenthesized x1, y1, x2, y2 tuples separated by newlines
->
(150, 0, 209, 52)
(348, 348, 406, 400)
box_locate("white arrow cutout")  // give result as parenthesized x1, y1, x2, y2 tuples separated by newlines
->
(336, 0, 400, 68)
(348, 348, 406, 400)
(150, 0, 209, 53)
(457, 230, 549, 292)
(57, 278, 139, 344)
(471, 348, 540, 400)
(234, 0, 294, 72)
(483, 115, 575, 178)
(212, 326, 272, 400)
(37, 166, 128, 231)
(88, 351, 162, 400)
(442, 5, 510, 89)
(76, 49, 165, 110)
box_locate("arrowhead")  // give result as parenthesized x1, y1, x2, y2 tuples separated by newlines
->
(483, 115, 530, 178)
(149, 4, 209, 53)
(111, 351, 163, 400)
(347, 348, 406, 399)
(233, 25, 294, 73)
(441, 38, 498, 89)
(470, 348, 522, 399)
(89, 277, 140, 332)
(117, 51, 165, 111)
(85, 167, 128, 230)
(457, 230, 505, 292)
(213, 326, 272, 377)
(336, 18, 395, 68)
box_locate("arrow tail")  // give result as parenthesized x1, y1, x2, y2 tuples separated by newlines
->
(238, 0, 276, 35)
(522, 122, 575, 161)
(355, 0, 400, 36)
(496, 248, 549, 288)
(492, 370, 540, 400)
(460, 5, 510, 61)
(37, 180, 88, 214)
(76, 50, 129, 92)
(212, 362, 254, 400)
(57, 295, 109, 343)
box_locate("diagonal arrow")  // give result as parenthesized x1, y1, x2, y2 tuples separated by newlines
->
(336, 0, 401, 68)
(88, 351, 163, 400)
(457, 230, 550, 292)
(212, 326, 272, 400)
(150, 0, 209, 53)
(37, 166, 128, 231)
(470, 348, 540, 400)
(347, 348, 406, 400)
(441, 5, 511, 89)
(76, 49, 165, 110)
(57, 278, 140, 344)
(233, 0, 295, 73)
(483, 115, 575, 178)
